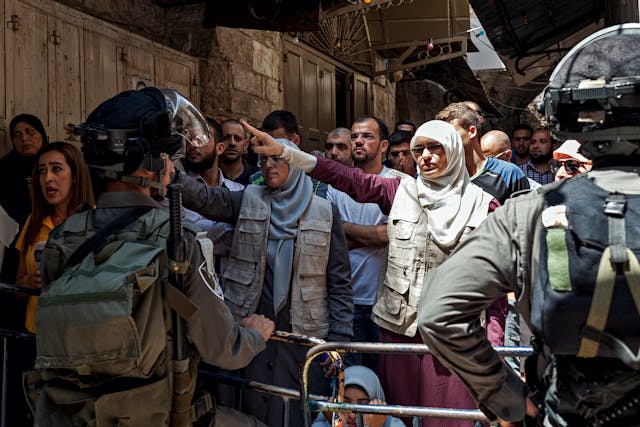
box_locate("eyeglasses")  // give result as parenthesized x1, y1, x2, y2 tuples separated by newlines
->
(351, 132, 377, 141)
(389, 150, 411, 158)
(258, 155, 285, 167)
(493, 149, 511, 161)
(550, 159, 590, 175)
(411, 144, 443, 157)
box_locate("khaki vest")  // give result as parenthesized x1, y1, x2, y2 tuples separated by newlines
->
(372, 178, 471, 337)
(222, 185, 334, 338)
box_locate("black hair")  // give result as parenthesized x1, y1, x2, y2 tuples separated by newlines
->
(512, 124, 534, 136)
(206, 117, 223, 144)
(353, 115, 389, 141)
(262, 110, 300, 136)
(395, 119, 416, 132)
(388, 130, 413, 147)
(345, 384, 370, 399)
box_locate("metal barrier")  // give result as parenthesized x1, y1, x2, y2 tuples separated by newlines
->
(301, 342, 534, 427)
(0, 281, 535, 427)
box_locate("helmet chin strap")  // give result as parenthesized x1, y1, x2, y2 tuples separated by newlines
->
(119, 165, 167, 201)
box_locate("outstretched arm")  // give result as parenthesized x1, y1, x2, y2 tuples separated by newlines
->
(242, 121, 401, 214)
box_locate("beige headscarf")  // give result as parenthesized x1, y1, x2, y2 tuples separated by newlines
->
(410, 120, 492, 248)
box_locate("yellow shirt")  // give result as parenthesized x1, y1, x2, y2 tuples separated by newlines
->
(15, 215, 54, 333)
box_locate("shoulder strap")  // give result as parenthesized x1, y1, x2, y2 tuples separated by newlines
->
(64, 206, 152, 268)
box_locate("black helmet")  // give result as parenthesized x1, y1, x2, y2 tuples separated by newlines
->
(77, 87, 209, 180)
(543, 23, 640, 159)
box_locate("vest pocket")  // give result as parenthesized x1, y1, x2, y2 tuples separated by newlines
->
(94, 376, 171, 427)
(297, 274, 329, 336)
(373, 287, 407, 326)
(222, 258, 257, 317)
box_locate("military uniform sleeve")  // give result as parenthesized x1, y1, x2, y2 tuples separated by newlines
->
(417, 199, 530, 422)
(184, 234, 265, 369)
(173, 171, 243, 223)
(325, 204, 354, 341)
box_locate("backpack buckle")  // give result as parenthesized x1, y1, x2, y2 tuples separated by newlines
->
(604, 194, 627, 217)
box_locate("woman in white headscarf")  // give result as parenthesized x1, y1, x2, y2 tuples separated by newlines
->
(244, 120, 506, 427)
(312, 365, 405, 427)
(175, 138, 353, 427)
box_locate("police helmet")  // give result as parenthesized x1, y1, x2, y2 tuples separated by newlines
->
(543, 23, 640, 159)
(77, 87, 210, 183)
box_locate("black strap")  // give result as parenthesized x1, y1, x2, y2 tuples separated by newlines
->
(64, 206, 152, 268)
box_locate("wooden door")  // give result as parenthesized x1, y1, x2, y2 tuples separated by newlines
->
(352, 72, 371, 119)
(5, 0, 55, 136)
(119, 44, 155, 92)
(284, 41, 335, 152)
(83, 28, 119, 118)
(52, 8, 83, 141)
(156, 56, 197, 102)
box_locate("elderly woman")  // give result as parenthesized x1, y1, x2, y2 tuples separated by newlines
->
(174, 138, 353, 427)
(0, 114, 49, 283)
(245, 120, 506, 427)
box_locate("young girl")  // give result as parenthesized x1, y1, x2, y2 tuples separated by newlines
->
(313, 365, 405, 427)
(16, 141, 94, 332)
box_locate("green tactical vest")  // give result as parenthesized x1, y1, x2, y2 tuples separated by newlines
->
(34, 207, 197, 427)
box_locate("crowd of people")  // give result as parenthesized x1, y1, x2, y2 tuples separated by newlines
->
(0, 23, 636, 427)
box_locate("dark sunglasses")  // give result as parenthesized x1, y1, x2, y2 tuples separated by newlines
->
(550, 159, 587, 175)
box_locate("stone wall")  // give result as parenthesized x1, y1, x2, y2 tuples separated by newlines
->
(204, 28, 283, 124)
(396, 79, 456, 126)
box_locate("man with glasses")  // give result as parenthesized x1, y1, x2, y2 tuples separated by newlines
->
(326, 115, 405, 368)
(550, 139, 592, 181)
(511, 124, 534, 165)
(387, 130, 417, 178)
(324, 127, 353, 167)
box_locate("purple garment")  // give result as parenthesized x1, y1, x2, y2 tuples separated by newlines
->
(378, 329, 482, 427)
(313, 156, 506, 426)
(310, 157, 401, 214)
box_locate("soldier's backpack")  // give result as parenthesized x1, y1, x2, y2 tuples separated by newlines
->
(531, 174, 640, 366)
(33, 207, 199, 427)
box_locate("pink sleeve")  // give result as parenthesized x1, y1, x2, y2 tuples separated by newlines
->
(309, 157, 401, 215)
(486, 295, 508, 346)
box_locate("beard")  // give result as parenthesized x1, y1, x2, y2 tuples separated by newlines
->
(530, 151, 552, 164)
(183, 152, 216, 173)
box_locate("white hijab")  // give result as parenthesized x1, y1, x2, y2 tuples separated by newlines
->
(411, 120, 492, 249)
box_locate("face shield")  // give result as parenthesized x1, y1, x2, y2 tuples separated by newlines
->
(162, 89, 211, 149)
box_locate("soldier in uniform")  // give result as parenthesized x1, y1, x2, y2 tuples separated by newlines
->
(416, 24, 640, 426)
(33, 88, 274, 426)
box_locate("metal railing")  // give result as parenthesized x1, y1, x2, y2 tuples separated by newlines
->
(300, 342, 534, 427)
(0, 282, 535, 427)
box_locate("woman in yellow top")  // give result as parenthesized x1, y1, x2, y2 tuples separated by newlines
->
(16, 141, 94, 332)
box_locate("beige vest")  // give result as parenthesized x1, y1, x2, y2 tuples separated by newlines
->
(222, 185, 333, 338)
(372, 178, 471, 337)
